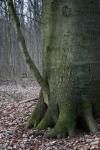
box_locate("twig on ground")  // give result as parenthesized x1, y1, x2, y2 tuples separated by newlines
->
(18, 98, 38, 105)
(27, 103, 36, 109)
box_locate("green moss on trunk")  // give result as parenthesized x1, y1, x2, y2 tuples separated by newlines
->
(28, 90, 47, 128)
(7, 0, 100, 138)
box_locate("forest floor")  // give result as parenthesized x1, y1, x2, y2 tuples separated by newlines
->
(0, 79, 100, 150)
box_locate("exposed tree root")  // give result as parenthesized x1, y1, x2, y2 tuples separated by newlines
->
(44, 100, 76, 138)
(28, 94, 97, 138)
(37, 100, 59, 130)
(82, 96, 97, 133)
(28, 91, 47, 128)
(43, 99, 96, 138)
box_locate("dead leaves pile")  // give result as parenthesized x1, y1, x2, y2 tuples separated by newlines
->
(0, 90, 100, 150)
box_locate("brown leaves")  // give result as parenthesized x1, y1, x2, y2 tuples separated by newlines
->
(0, 81, 100, 150)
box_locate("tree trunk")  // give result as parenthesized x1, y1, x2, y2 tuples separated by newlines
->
(7, 0, 100, 138)
(28, 0, 100, 138)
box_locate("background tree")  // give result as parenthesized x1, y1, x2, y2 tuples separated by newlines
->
(0, 0, 42, 79)
(7, 0, 100, 138)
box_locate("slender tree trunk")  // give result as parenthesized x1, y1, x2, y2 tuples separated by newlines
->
(7, 0, 50, 103)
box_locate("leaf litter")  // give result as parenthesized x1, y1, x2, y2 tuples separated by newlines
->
(0, 80, 100, 150)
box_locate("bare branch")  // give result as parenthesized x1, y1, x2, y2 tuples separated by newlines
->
(7, 0, 49, 99)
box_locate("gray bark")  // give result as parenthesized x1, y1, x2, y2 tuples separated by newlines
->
(29, 0, 100, 138)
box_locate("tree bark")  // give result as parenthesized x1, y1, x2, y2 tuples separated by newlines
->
(29, 0, 100, 137)
(7, 0, 100, 138)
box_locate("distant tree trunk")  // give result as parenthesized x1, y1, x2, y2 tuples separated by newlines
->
(7, 0, 100, 138)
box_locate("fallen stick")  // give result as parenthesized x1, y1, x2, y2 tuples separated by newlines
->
(18, 98, 38, 105)
(27, 103, 36, 109)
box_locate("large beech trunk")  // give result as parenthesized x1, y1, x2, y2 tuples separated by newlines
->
(7, 0, 100, 138)
(28, 0, 100, 138)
